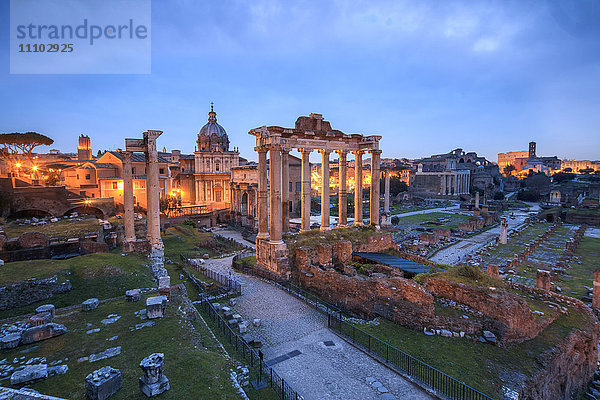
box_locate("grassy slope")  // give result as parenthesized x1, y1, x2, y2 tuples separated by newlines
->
(2, 292, 240, 399)
(560, 237, 600, 299)
(0, 252, 154, 320)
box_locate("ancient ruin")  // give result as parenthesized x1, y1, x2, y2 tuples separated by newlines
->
(123, 130, 164, 258)
(249, 114, 381, 278)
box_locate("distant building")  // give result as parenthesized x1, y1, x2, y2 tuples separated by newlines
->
(78, 135, 92, 161)
(561, 160, 600, 173)
(498, 141, 560, 176)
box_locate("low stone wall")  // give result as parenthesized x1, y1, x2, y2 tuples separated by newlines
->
(354, 233, 399, 252)
(0, 276, 72, 311)
(424, 278, 558, 345)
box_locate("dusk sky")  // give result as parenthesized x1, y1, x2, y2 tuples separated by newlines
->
(2, 0, 600, 163)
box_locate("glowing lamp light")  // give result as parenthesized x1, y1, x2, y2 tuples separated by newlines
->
(15, 163, 21, 168)
(32, 165, 38, 171)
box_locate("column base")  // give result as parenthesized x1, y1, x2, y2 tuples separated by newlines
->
(123, 239, 150, 254)
(336, 224, 347, 229)
(353, 221, 364, 227)
(257, 233, 270, 240)
(320, 226, 331, 232)
(256, 239, 290, 281)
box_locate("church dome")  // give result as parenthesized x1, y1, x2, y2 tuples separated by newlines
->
(197, 104, 230, 152)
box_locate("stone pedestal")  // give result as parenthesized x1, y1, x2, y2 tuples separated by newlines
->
(85, 366, 122, 400)
(536, 270, 551, 291)
(158, 276, 171, 301)
(139, 353, 170, 397)
(146, 296, 167, 319)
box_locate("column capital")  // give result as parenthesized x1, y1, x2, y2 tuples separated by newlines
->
(369, 149, 382, 155)
(255, 146, 269, 153)
(353, 150, 364, 156)
(335, 149, 348, 157)
(281, 147, 292, 154)
(298, 147, 313, 155)
(267, 144, 283, 152)
(319, 149, 332, 156)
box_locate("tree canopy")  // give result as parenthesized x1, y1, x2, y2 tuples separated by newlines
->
(0, 132, 54, 165)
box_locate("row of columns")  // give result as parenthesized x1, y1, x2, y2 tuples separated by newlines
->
(231, 186, 257, 219)
(440, 173, 470, 195)
(257, 146, 381, 245)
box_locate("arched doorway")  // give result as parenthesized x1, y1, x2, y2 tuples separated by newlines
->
(241, 192, 248, 216)
(214, 184, 223, 202)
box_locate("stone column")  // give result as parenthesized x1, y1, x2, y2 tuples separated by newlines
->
(500, 217, 508, 245)
(353, 151, 363, 226)
(320, 149, 331, 231)
(475, 191, 480, 209)
(122, 151, 136, 250)
(144, 130, 164, 256)
(281, 149, 290, 234)
(370, 150, 381, 227)
(536, 269, 551, 291)
(384, 169, 390, 214)
(269, 146, 283, 244)
(300, 148, 312, 232)
(257, 147, 269, 239)
(337, 150, 348, 228)
(593, 269, 600, 309)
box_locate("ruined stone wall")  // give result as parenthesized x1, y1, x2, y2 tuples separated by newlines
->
(354, 233, 399, 252)
(0, 276, 72, 311)
(299, 262, 435, 329)
(518, 317, 599, 400)
(424, 278, 558, 344)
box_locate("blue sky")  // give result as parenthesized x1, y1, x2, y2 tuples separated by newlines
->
(1, 0, 600, 162)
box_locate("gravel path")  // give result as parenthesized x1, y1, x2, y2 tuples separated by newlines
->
(201, 256, 432, 400)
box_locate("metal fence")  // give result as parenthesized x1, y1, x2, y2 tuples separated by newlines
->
(180, 254, 242, 295)
(328, 315, 495, 400)
(198, 298, 303, 400)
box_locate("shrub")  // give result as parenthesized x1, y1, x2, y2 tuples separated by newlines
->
(391, 216, 400, 225)
(455, 264, 484, 281)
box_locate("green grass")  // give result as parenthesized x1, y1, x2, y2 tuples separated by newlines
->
(162, 224, 244, 262)
(394, 212, 469, 230)
(0, 252, 154, 320)
(353, 306, 594, 400)
(1, 292, 241, 399)
(559, 237, 600, 299)
(2, 216, 102, 240)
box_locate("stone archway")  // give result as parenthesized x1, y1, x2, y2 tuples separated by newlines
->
(241, 192, 248, 216)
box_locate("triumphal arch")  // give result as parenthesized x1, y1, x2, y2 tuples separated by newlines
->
(249, 113, 381, 279)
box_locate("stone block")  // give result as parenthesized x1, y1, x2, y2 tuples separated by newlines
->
(486, 265, 499, 279)
(80, 241, 110, 255)
(333, 241, 353, 265)
(146, 296, 165, 319)
(252, 319, 261, 327)
(212, 303, 221, 311)
(29, 312, 52, 327)
(126, 289, 141, 302)
(21, 323, 67, 345)
(82, 298, 99, 311)
(1, 332, 21, 349)
(85, 366, 122, 400)
(35, 304, 55, 320)
(536, 269, 551, 291)
(10, 364, 48, 385)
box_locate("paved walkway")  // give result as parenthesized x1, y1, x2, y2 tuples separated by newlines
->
(201, 257, 432, 400)
(212, 228, 256, 250)
(429, 203, 540, 265)
(391, 204, 460, 217)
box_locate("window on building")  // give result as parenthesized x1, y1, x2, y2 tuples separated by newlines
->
(159, 168, 165, 175)
(132, 167, 136, 174)
(85, 174, 90, 180)
(76, 174, 79, 180)
(216, 162, 220, 172)
(289, 181, 293, 192)
(91, 193, 95, 198)
(112, 182, 118, 190)
(296, 182, 301, 192)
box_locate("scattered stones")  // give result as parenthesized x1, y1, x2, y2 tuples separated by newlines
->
(126, 289, 142, 302)
(85, 366, 122, 400)
(29, 312, 52, 327)
(440, 329, 452, 337)
(10, 363, 47, 385)
(107, 336, 119, 341)
(82, 298, 99, 311)
(139, 353, 170, 397)
(130, 321, 155, 331)
(252, 319, 261, 327)
(101, 315, 121, 325)
(48, 364, 69, 376)
(212, 303, 221, 311)
(21, 323, 67, 345)
(482, 331, 497, 345)
(89, 346, 122, 363)
(234, 366, 249, 387)
(1, 333, 21, 349)
(87, 328, 101, 335)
